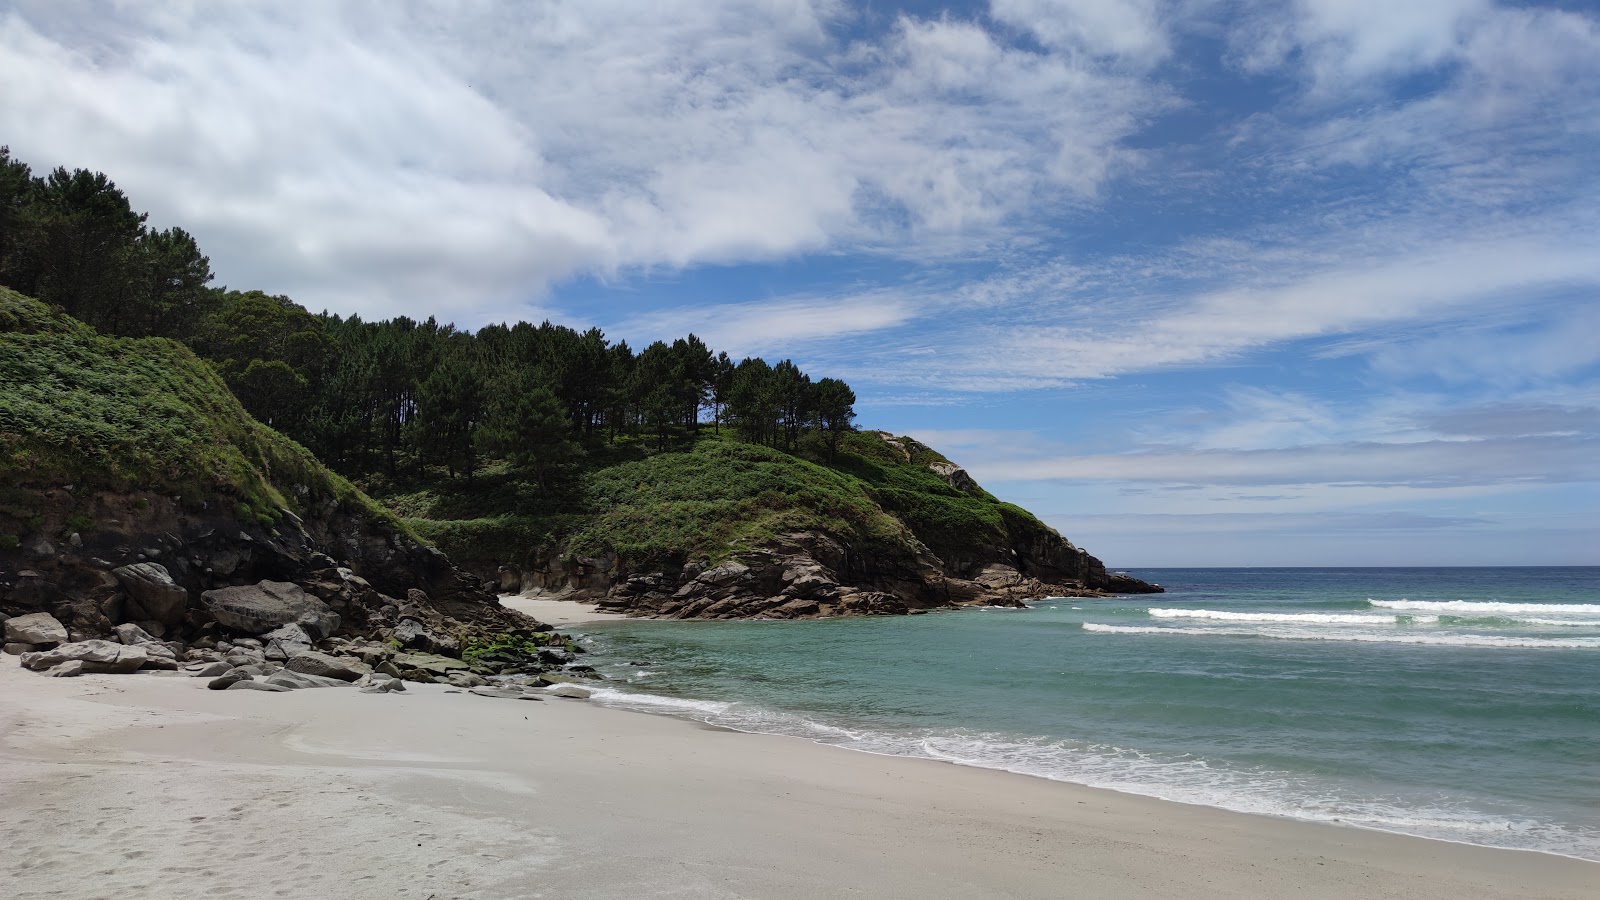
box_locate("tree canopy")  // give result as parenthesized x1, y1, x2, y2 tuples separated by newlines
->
(0, 147, 857, 490)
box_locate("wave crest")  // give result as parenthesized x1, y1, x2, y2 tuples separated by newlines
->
(1083, 622, 1600, 649)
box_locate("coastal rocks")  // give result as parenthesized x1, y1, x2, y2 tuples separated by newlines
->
(5, 612, 68, 647)
(391, 651, 471, 678)
(355, 673, 406, 693)
(200, 581, 340, 639)
(112, 622, 161, 646)
(208, 669, 253, 690)
(284, 651, 369, 682)
(391, 616, 456, 654)
(111, 563, 190, 627)
(226, 680, 291, 692)
(46, 659, 86, 677)
(546, 684, 592, 699)
(261, 623, 315, 660)
(21, 639, 149, 674)
(265, 670, 351, 689)
(467, 686, 527, 699)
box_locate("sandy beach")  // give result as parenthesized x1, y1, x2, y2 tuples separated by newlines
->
(498, 594, 632, 626)
(1, 661, 1594, 900)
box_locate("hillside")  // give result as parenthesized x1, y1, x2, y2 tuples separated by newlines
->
(0, 289, 530, 641)
(386, 428, 1160, 619)
(0, 147, 1157, 624)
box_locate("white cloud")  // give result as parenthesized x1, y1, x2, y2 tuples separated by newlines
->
(0, 1, 1168, 322)
(981, 435, 1600, 487)
(612, 291, 916, 358)
(989, 0, 1171, 66)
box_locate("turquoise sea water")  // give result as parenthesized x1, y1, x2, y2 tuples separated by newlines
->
(572, 567, 1600, 860)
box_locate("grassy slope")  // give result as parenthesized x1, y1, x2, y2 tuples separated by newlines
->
(394, 428, 1064, 572)
(0, 288, 397, 531)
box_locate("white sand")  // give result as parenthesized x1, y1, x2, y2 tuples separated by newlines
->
(2, 661, 1595, 899)
(499, 594, 631, 625)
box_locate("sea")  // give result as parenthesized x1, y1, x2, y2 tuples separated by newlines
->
(568, 567, 1600, 861)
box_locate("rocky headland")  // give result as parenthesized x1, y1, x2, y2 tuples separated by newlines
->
(494, 433, 1161, 620)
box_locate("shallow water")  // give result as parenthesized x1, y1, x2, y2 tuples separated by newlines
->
(575, 567, 1600, 860)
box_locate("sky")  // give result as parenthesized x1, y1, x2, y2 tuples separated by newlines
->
(2, 0, 1597, 566)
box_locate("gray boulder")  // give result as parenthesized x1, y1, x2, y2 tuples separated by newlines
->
(5, 612, 68, 647)
(188, 661, 234, 678)
(47, 660, 86, 677)
(262, 623, 315, 661)
(226, 680, 291, 693)
(223, 648, 266, 667)
(284, 651, 370, 682)
(446, 671, 488, 688)
(112, 622, 160, 646)
(265, 670, 351, 690)
(391, 651, 471, 677)
(112, 563, 190, 627)
(207, 669, 253, 690)
(547, 684, 593, 699)
(3, 642, 35, 655)
(467, 687, 526, 699)
(355, 673, 407, 694)
(200, 581, 340, 639)
(20, 640, 149, 674)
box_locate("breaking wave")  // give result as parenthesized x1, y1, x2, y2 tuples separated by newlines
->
(1368, 600, 1600, 615)
(1083, 623, 1600, 649)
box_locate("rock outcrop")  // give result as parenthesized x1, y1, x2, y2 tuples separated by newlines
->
(511, 525, 1158, 620)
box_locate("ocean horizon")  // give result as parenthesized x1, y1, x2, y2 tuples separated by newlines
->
(572, 566, 1600, 861)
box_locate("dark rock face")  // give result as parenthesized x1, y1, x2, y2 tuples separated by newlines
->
(201, 581, 340, 639)
(112, 563, 190, 627)
(512, 526, 1160, 621)
(0, 486, 536, 649)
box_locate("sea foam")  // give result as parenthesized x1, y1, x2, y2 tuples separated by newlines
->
(1082, 622, 1600, 649)
(1369, 599, 1600, 615)
(1148, 609, 1403, 625)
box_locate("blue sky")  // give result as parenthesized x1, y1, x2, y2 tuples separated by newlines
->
(3, 1, 1596, 565)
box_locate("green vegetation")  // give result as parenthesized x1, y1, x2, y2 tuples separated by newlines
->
(0, 288, 397, 530)
(0, 146, 1073, 576)
(461, 632, 567, 665)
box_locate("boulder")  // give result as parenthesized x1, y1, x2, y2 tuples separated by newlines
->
(445, 671, 488, 688)
(265, 670, 352, 690)
(223, 649, 266, 668)
(207, 669, 253, 690)
(355, 673, 407, 694)
(47, 660, 86, 677)
(284, 651, 370, 682)
(5, 612, 69, 647)
(112, 622, 160, 646)
(3, 642, 35, 655)
(112, 563, 191, 627)
(226, 680, 291, 692)
(391, 651, 471, 677)
(20, 640, 149, 674)
(261, 623, 315, 661)
(188, 661, 234, 678)
(547, 684, 592, 699)
(200, 581, 340, 640)
(467, 687, 526, 699)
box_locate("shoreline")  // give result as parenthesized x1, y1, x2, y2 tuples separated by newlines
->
(2, 661, 1594, 899)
